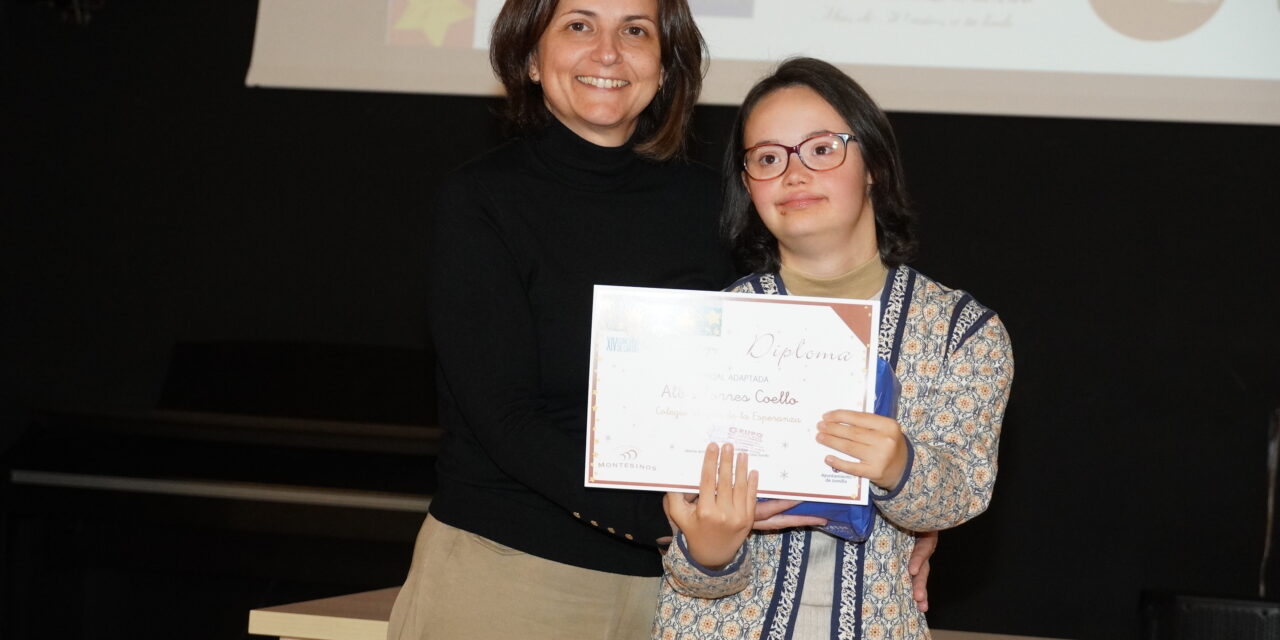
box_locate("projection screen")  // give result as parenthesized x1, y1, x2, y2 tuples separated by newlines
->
(246, 0, 1280, 126)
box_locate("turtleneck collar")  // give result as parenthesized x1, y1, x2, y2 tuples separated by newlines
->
(779, 253, 889, 300)
(530, 117, 649, 191)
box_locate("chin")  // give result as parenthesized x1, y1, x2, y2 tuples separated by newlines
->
(585, 118, 642, 138)
(582, 105, 635, 124)
(585, 116, 629, 130)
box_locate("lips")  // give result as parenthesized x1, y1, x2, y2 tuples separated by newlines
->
(776, 192, 825, 210)
(576, 75, 630, 89)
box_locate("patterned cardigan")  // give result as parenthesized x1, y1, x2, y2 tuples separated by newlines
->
(653, 266, 1014, 640)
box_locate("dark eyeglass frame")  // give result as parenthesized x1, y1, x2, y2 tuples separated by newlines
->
(741, 132, 857, 181)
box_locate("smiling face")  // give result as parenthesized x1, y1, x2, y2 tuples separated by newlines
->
(743, 86, 878, 271)
(529, 0, 663, 147)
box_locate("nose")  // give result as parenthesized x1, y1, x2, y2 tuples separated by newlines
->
(592, 31, 620, 65)
(782, 150, 811, 184)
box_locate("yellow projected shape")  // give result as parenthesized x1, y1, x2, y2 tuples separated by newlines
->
(394, 0, 474, 47)
(1090, 0, 1223, 42)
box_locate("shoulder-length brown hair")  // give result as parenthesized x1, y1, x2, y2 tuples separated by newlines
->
(489, 0, 705, 161)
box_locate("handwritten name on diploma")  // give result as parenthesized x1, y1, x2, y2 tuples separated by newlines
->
(661, 384, 799, 405)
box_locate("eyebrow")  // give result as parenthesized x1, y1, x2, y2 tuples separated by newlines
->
(562, 9, 657, 23)
(747, 129, 835, 147)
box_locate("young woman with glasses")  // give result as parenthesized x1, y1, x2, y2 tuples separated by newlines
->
(655, 57, 1013, 640)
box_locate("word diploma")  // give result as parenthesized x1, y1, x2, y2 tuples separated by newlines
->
(585, 285, 878, 505)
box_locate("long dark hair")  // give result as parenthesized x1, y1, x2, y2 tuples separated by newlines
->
(488, 0, 706, 161)
(721, 57, 918, 272)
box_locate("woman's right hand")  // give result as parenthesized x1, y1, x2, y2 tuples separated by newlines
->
(751, 499, 828, 530)
(664, 443, 758, 570)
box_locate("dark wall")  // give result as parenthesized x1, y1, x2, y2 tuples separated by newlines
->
(4, 1, 1279, 639)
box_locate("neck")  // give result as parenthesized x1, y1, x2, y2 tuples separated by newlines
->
(778, 234, 878, 278)
(780, 252, 887, 300)
(533, 117, 645, 191)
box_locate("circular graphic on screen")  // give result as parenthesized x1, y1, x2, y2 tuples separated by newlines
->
(1090, 0, 1224, 41)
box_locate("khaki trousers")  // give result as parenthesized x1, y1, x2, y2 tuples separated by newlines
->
(388, 515, 661, 640)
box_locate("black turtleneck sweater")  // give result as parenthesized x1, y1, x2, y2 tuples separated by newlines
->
(427, 120, 736, 576)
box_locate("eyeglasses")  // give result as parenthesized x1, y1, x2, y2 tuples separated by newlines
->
(741, 133, 857, 181)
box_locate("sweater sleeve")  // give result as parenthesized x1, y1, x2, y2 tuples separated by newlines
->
(661, 532, 754, 598)
(873, 315, 1014, 531)
(428, 172, 671, 546)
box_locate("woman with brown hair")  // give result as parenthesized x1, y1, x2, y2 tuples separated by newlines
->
(387, 1, 735, 637)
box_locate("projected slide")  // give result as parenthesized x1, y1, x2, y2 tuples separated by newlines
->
(248, 0, 1280, 125)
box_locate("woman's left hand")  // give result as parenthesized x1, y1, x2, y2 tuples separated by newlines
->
(815, 410, 909, 491)
(909, 530, 937, 612)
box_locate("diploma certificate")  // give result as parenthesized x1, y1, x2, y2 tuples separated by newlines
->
(585, 285, 878, 505)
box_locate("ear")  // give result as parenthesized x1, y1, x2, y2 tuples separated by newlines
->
(528, 54, 541, 84)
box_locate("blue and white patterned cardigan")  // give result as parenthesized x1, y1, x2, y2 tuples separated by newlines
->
(653, 266, 1014, 640)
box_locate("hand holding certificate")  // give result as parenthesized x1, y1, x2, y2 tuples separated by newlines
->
(663, 443, 758, 568)
(585, 285, 880, 505)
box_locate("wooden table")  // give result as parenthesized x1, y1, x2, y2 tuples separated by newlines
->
(249, 588, 399, 640)
(249, 587, 1069, 640)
